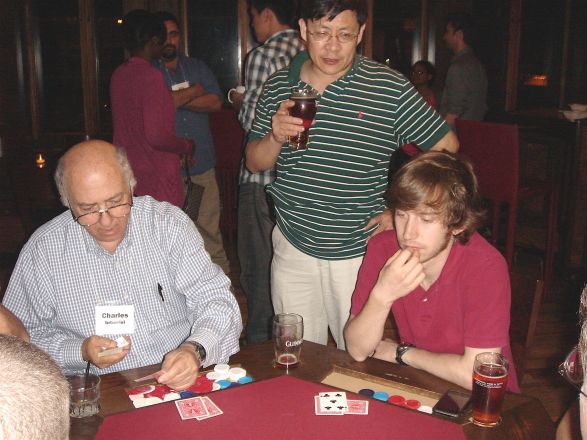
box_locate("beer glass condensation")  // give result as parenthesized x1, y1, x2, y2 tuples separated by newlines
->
(471, 352, 509, 427)
(273, 313, 303, 370)
(288, 87, 317, 150)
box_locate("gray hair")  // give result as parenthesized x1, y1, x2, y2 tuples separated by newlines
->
(0, 335, 70, 440)
(55, 145, 137, 207)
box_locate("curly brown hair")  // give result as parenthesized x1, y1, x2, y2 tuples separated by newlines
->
(386, 151, 485, 244)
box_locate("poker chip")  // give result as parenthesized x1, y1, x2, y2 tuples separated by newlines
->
(133, 397, 162, 408)
(179, 391, 196, 399)
(405, 399, 421, 410)
(212, 382, 222, 391)
(418, 405, 433, 414)
(388, 395, 405, 405)
(227, 383, 240, 388)
(217, 380, 231, 389)
(372, 391, 389, 401)
(127, 385, 155, 400)
(228, 367, 246, 382)
(237, 376, 253, 384)
(214, 363, 230, 374)
(206, 371, 222, 381)
(163, 392, 181, 402)
(358, 388, 374, 397)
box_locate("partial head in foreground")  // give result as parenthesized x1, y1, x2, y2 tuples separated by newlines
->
(55, 140, 137, 252)
(386, 151, 485, 244)
(0, 335, 70, 440)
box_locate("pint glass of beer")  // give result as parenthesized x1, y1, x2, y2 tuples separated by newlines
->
(288, 86, 317, 150)
(273, 313, 303, 370)
(471, 352, 509, 427)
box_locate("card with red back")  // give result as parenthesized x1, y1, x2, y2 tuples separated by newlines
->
(196, 396, 223, 420)
(314, 396, 344, 415)
(175, 397, 209, 420)
(347, 400, 369, 415)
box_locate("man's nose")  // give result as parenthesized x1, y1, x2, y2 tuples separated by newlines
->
(325, 35, 342, 50)
(97, 210, 115, 227)
(402, 217, 418, 241)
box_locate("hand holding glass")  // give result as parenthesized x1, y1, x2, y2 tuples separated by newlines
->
(288, 87, 317, 150)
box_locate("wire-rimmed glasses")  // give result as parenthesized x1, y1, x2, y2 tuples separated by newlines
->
(558, 346, 587, 397)
(307, 30, 359, 44)
(71, 201, 133, 227)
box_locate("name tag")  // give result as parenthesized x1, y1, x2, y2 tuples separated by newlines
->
(171, 81, 189, 91)
(95, 305, 135, 335)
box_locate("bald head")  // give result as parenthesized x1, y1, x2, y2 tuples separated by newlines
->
(55, 140, 136, 207)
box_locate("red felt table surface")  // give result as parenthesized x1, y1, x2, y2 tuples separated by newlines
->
(95, 375, 466, 440)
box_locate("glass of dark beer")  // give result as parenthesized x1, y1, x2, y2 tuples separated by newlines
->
(273, 313, 303, 371)
(288, 86, 317, 150)
(471, 352, 509, 427)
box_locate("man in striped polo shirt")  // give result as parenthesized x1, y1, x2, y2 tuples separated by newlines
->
(246, 0, 458, 349)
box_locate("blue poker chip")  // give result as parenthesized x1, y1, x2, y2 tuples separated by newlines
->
(358, 388, 374, 397)
(217, 380, 232, 389)
(238, 376, 253, 384)
(180, 391, 196, 398)
(227, 382, 240, 388)
(372, 391, 389, 401)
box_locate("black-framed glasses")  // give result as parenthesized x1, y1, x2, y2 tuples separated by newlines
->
(307, 30, 358, 44)
(558, 346, 587, 397)
(71, 201, 133, 227)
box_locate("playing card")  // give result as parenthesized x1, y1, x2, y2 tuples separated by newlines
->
(314, 396, 343, 415)
(196, 396, 223, 420)
(318, 391, 348, 413)
(134, 370, 163, 382)
(175, 397, 209, 420)
(347, 400, 369, 415)
(97, 337, 129, 357)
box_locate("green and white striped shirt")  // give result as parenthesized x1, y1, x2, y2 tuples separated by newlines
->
(249, 52, 449, 260)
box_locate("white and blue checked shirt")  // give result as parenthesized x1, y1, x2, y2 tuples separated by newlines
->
(238, 29, 304, 186)
(3, 196, 242, 375)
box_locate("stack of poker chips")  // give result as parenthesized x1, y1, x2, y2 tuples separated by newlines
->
(358, 388, 433, 414)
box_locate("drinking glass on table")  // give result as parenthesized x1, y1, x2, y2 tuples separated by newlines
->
(273, 313, 303, 370)
(67, 373, 101, 418)
(471, 352, 509, 427)
(288, 86, 317, 150)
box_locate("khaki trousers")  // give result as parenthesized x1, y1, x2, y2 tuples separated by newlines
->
(271, 227, 363, 349)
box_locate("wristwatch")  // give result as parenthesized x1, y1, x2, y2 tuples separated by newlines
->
(395, 343, 414, 366)
(183, 340, 206, 363)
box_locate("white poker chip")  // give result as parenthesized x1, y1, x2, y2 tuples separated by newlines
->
(418, 405, 433, 414)
(228, 367, 246, 382)
(206, 371, 221, 380)
(212, 382, 222, 391)
(214, 363, 230, 374)
(163, 392, 181, 402)
(133, 397, 162, 408)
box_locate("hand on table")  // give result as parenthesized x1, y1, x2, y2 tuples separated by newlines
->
(270, 100, 304, 144)
(365, 209, 394, 240)
(158, 344, 200, 391)
(371, 249, 425, 307)
(82, 335, 131, 369)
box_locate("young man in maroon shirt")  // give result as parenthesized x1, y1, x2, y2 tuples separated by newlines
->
(345, 151, 519, 392)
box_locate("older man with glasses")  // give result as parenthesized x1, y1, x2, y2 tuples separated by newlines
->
(2, 140, 242, 391)
(246, 0, 458, 349)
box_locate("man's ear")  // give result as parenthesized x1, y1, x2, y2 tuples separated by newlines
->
(299, 18, 308, 42)
(356, 23, 367, 45)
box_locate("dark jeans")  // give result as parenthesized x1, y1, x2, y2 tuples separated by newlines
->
(237, 183, 275, 343)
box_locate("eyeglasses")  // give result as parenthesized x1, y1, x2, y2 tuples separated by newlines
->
(71, 201, 133, 227)
(558, 346, 587, 397)
(307, 30, 358, 44)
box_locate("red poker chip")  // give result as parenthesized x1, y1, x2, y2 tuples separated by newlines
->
(145, 384, 173, 400)
(127, 385, 155, 396)
(404, 399, 421, 409)
(187, 381, 214, 394)
(388, 395, 406, 405)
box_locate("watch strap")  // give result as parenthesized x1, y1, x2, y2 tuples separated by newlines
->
(183, 340, 206, 363)
(395, 343, 414, 366)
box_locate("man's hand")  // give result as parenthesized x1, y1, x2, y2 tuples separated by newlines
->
(82, 335, 131, 369)
(157, 344, 200, 391)
(365, 209, 394, 240)
(370, 249, 425, 307)
(372, 338, 398, 362)
(182, 140, 196, 167)
(270, 100, 304, 144)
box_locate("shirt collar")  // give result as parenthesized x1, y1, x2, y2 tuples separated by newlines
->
(266, 28, 298, 44)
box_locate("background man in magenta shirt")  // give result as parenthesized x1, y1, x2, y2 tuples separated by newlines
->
(345, 151, 519, 392)
(110, 9, 193, 208)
